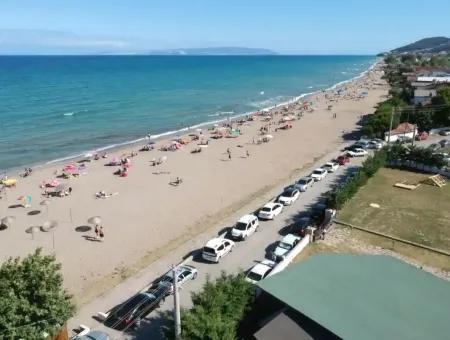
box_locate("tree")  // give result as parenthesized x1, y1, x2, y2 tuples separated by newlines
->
(0, 248, 75, 339)
(164, 272, 254, 340)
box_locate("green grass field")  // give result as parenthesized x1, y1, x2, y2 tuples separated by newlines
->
(338, 168, 450, 252)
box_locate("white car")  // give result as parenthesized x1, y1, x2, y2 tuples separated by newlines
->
(347, 148, 368, 157)
(368, 140, 383, 149)
(278, 187, 300, 205)
(258, 202, 283, 220)
(323, 161, 339, 173)
(271, 234, 301, 262)
(155, 265, 198, 294)
(230, 214, 259, 240)
(202, 238, 235, 263)
(294, 177, 314, 192)
(245, 259, 276, 284)
(310, 168, 327, 182)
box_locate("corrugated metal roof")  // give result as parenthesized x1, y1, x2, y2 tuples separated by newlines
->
(258, 254, 450, 340)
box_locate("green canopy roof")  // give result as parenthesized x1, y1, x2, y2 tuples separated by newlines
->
(258, 254, 450, 340)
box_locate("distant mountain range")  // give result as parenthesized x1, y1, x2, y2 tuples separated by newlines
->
(391, 37, 450, 54)
(146, 47, 277, 56)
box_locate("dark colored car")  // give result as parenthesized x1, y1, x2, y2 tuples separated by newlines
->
(104, 288, 168, 330)
(291, 216, 314, 237)
(439, 139, 450, 147)
(337, 155, 350, 165)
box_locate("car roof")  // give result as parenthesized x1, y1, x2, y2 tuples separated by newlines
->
(264, 202, 279, 208)
(313, 168, 325, 172)
(299, 176, 313, 181)
(238, 214, 257, 224)
(324, 162, 336, 166)
(281, 233, 300, 243)
(251, 261, 275, 275)
(205, 237, 226, 248)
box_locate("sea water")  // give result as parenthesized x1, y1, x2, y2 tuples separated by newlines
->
(0, 55, 376, 170)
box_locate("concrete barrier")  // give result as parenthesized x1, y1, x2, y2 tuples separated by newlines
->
(269, 234, 311, 277)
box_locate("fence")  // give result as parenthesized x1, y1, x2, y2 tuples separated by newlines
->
(386, 160, 450, 178)
(269, 234, 311, 277)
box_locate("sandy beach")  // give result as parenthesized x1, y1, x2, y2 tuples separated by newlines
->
(0, 64, 388, 306)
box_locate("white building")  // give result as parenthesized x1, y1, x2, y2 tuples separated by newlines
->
(385, 122, 418, 142)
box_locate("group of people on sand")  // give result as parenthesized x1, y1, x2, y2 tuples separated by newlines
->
(94, 225, 105, 241)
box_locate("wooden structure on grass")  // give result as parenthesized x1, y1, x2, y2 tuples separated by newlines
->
(423, 174, 446, 188)
(394, 181, 421, 190)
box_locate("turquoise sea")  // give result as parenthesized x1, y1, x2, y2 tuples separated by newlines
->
(0, 55, 376, 170)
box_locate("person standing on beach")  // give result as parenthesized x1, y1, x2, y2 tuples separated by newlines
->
(246, 150, 250, 158)
(99, 226, 104, 241)
(94, 225, 99, 240)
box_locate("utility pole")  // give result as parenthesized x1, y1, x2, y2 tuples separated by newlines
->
(173, 265, 181, 339)
(388, 106, 395, 143)
(411, 106, 416, 146)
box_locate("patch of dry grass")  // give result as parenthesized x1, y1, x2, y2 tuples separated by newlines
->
(338, 168, 450, 252)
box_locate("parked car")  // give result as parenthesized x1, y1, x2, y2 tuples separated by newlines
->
(415, 131, 428, 141)
(230, 214, 259, 240)
(323, 161, 339, 173)
(337, 155, 350, 165)
(153, 265, 198, 295)
(439, 128, 450, 136)
(271, 234, 301, 262)
(428, 143, 440, 150)
(104, 290, 167, 330)
(75, 330, 111, 340)
(367, 140, 383, 149)
(439, 139, 450, 148)
(202, 238, 234, 263)
(258, 202, 283, 220)
(310, 168, 327, 181)
(294, 176, 314, 192)
(347, 148, 368, 157)
(278, 187, 300, 205)
(245, 259, 276, 284)
(291, 216, 314, 237)
(397, 135, 413, 143)
(354, 140, 370, 149)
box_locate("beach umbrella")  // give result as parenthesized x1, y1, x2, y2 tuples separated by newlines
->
(26, 226, 40, 239)
(88, 216, 102, 225)
(41, 220, 58, 232)
(1, 216, 15, 225)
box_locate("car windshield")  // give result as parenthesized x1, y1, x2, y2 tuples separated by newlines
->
(298, 179, 307, 185)
(283, 189, 294, 196)
(235, 222, 247, 230)
(247, 271, 263, 282)
(203, 246, 216, 255)
(278, 241, 292, 250)
(313, 170, 322, 175)
(261, 207, 271, 212)
(115, 294, 153, 318)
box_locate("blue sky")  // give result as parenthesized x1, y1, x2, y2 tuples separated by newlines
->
(0, 0, 449, 54)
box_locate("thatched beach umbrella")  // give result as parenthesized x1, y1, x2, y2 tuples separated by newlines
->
(1, 216, 16, 226)
(42, 220, 59, 249)
(88, 216, 102, 226)
(26, 226, 40, 239)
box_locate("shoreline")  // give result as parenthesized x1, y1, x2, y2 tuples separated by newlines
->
(0, 62, 388, 305)
(3, 59, 379, 175)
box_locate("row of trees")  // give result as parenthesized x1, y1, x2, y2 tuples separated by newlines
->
(327, 143, 448, 210)
(164, 272, 254, 340)
(386, 143, 447, 168)
(326, 150, 387, 210)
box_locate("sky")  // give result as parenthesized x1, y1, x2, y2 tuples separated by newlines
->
(0, 0, 449, 55)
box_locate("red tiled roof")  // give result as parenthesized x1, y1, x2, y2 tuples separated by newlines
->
(390, 122, 417, 135)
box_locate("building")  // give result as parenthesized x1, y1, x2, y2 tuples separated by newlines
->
(413, 86, 437, 105)
(243, 254, 450, 340)
(385, 122, 417, 142)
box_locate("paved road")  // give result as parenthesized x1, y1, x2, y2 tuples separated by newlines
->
(70, 136, 442, 339)
(70, 145, 366, 339)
